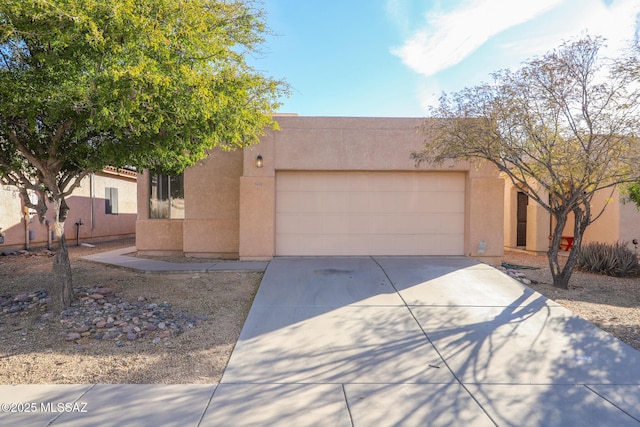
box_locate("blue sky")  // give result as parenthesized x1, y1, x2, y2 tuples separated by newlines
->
(250, 0, 640, 117)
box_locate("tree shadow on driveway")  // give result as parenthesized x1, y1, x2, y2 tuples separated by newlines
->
(211, 256, 640, 426)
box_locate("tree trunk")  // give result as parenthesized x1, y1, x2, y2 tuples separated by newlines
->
(550, 239, 581, 290)
(547, 205, 590, 289)
(50, 199, 74, 312)
(53, 232, 73, 311)
(547, 212, 571, 289)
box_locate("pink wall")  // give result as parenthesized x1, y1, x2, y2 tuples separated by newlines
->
(1, 170, 137, 251)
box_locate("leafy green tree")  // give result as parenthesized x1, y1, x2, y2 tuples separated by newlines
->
(627, 180, 640, 208)
(0, 0, 287, 309)
(414, 36, 640, 289)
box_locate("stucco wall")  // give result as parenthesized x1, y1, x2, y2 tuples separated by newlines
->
(619, 199, 640, 248)
(183, 150, 243, 258)
(527, 196, 551, 252)
(466, 176, 504, 259)
(136, 150, 244, 257)
(504, 181, 640, 252)
(239, 116, 504, 260)
(0, 171, 137, 250)
(579, 189, 621, 245)
(503, 185, 517, 248)
(579, 188, 640, 249)
(136, 219, 184, 254)
(239, 176, 275, 260)
(136, 116, 505, 260)
(503, 183, 550, 252)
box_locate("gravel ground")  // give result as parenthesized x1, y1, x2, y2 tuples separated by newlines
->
(500, 250, 640, 351)
(0, 238, 261, 384)
(0, 241, 638, 384)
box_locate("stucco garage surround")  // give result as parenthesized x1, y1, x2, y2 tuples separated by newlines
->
(136, 116, 504, 259)
(239, 116, 504, 260)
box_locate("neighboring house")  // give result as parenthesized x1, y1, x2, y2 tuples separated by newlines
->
(504, 180, 640, 252)
(0, 167, 137, 250)
(136, 116, 505, 262)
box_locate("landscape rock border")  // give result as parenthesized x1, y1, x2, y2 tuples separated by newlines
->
(1, 286, 205, 344)
(495, 263, 539, 285)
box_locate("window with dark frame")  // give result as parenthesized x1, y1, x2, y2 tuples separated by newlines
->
(105, 187, 118, 215)
(149, 174, 185, 219)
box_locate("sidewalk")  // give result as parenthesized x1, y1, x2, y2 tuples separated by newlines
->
(80, 247, 269, 273)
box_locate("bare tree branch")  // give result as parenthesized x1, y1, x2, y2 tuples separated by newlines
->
(416, 35, 640, 289)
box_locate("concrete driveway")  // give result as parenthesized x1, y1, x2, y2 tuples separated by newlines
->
(203, 256, 640, 426)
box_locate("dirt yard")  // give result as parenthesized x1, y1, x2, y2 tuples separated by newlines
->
(0, 238, 261, 384)
(0, 240, 638, 384)
(502, 250, 640, 350)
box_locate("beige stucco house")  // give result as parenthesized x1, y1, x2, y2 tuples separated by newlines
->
(504, 180, 640, 253)
(136, 116, 505, 261)
(0, 167, 137, 250)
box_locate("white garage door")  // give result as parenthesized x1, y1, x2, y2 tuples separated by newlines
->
(275, 171, 465, 256)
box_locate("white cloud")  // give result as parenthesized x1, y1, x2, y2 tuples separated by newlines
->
(384, 0, 426, 37)
(391, 0, 564, 76)
(577, 0, 640, 54)
(416, 81, 443, 112)
(384, 0, 409, 33)
(398, 0, 640, 111)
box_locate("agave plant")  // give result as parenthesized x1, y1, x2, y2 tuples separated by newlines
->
(576, 242, 640, 277)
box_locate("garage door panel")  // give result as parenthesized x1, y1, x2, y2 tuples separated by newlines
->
(346, 193, 372, 212)
(412, 195, 443, 213)
(413, 175, 437, 189)
(345, 173, 372, 190)
(275, 214, 294, 234)
(416, 236, 465, 255)
(393, 193, 420, 210)
(433, 192, 465, 213)
(323, 192, 349, 212)
(373, 215, 405, 234)
(276, 195, 298, 213)
(440, 213, 465, 233)
(276, 171, 465, 256)
(277, 192, 322, 213)
(385, 216, 418, 235)
(321, 237, 350, 256)
(346, 215, 374, 234)
(370, 175, 407, 191)
(302, 173, 343, 191)
(393, 193, 425, 213)
(368, 215, 396, 234)
(411, 214, 443, 234)
(434, 236, 465, 255)
(277, 213, 327, 235)
(366, 236, 416, 255)
(277, 236, 331, 255)
(443, 174, 466, 189)
(368, 195, 398, 213)
(278, 235, 464, 257)
(322, 215, 348, 234)
(277, 174, 303, 191)
(403, 192, 465, 213)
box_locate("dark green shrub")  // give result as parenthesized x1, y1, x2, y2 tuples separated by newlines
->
(576, 242, 640, 277)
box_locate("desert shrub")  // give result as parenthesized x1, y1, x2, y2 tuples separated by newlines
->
(576, 242, 640, 277)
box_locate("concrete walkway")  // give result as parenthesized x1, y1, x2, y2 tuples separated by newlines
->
(1, 255, 640, 426)
(80, 246, 269, 273)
